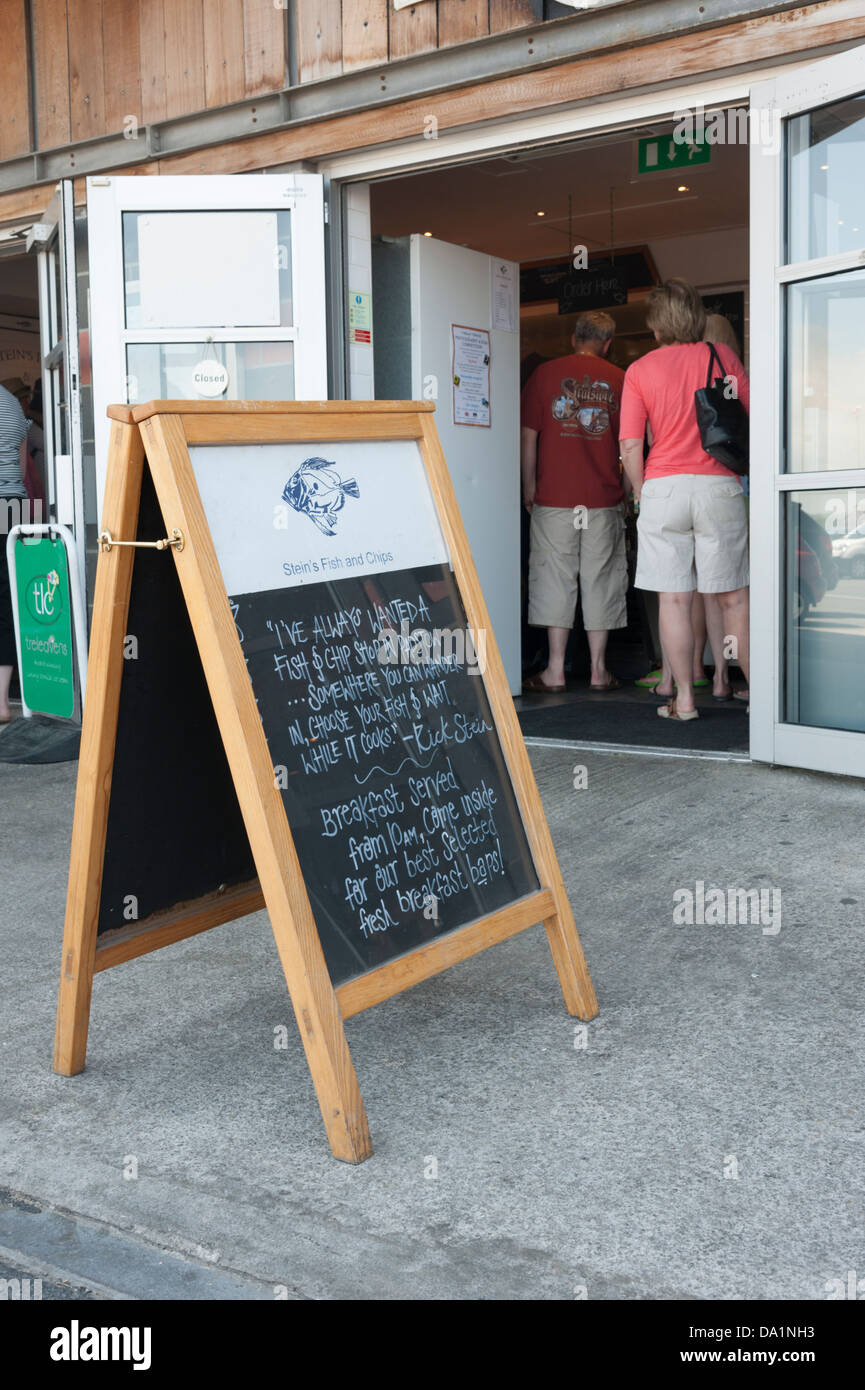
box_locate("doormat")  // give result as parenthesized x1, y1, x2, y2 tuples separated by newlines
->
(0, 714, 81, 764)
(516, 690, 749, 753)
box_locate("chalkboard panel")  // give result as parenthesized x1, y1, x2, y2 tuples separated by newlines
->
(97, 469, 256, 934)
(96, 466, 540, 982)
(232, 563, 539, 985)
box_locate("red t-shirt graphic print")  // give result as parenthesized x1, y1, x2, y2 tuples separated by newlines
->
(521, 352, 625, 509)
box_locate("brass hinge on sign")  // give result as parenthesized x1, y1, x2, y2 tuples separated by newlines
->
(98, 529, 184, 553)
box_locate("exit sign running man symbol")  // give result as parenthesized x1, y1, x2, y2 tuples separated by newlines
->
(637, 134, 710, 173)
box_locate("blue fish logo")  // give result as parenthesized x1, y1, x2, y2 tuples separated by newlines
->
(281, 457, 360, 536)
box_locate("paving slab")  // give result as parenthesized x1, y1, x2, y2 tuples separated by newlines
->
(1, 748, 863, 1299)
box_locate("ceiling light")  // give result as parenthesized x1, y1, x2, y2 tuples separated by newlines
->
(536, 210, 546, 217)
(677, 184, 690, 193)
(423, 230, 433, 236)
(820, 163, 829, 170)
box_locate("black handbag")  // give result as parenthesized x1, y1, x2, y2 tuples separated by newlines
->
(694, 342, 749, 475)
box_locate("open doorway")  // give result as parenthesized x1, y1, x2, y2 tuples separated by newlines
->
(367, 118, 752, 755)
(0, 251, 45, 720)
(0, 253, 44, 510)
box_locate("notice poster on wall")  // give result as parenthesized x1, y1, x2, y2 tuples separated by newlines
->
(348, 291, 372, 344)
(452, 325, 491, 428)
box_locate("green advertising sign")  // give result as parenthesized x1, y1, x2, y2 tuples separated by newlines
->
(14, 535, 75, 718)
(637, 133, 710, 174)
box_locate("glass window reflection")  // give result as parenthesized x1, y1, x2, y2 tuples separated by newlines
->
(126, 341, 295, 403)
(785, 488, 865, 732)
(786, 269, 865, 472)
(788, 95, 865, 263)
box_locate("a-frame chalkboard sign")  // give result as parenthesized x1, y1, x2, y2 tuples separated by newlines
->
(55, 401, 597, 1162)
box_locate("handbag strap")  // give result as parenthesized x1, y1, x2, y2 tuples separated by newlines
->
(705, 341, 724, 388)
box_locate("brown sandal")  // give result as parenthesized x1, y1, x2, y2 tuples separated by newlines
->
(522, 674, 565, 694)
(589, 675, 620, 691)
(657, 698, 699, 722)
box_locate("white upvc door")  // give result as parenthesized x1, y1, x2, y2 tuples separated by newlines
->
(750, 45, 865, 778)
(87, 174, 328, 516)
(408, 235, 521, 693)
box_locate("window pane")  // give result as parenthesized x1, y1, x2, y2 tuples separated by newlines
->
(126, 342, 295, 403)
(784, 488, 865, 732)
(123, 210, 293, 328)
(787, 94, 865, 262)
(786, 268, 865, 472)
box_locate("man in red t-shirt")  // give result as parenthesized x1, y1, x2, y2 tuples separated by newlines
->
(520, 310, 627, 692)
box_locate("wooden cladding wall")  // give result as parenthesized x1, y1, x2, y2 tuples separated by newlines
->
(0, 0, 286, 156)
(0, 0, 31, 159)
(297, 1, 545, 80)
(0, 0, 544, 159)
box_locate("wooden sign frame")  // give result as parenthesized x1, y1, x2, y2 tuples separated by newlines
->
(55, 401, 597, 1163)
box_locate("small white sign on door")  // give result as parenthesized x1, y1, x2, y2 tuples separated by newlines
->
(192, 360, 230, 397)
(138, 211, 281, 329)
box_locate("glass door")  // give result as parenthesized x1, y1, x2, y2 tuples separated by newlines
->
(750, 45, 865, 777)
(86, 174, 327, 518)
(28, 179, 87, 605)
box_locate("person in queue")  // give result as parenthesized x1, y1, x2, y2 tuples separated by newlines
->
(521, 310, 627, 693)
(619, 279, 750, 722)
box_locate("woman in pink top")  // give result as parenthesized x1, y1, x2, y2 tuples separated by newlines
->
(619, 279, 750, 722)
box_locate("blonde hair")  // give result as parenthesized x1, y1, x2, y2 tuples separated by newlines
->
(645, 278, 706, 345)
(703, 313, 740, 357)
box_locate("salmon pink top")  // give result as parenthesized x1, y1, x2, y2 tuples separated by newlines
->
(619, 341, 749, 480)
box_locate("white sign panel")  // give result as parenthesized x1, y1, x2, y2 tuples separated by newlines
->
(137, 212, 281, 329)
(452, 325, 491, 428)
(189, 439, 450, 597)
(491, 260, 516, 334)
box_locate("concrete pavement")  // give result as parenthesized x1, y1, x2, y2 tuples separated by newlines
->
(1, 746, 863, 1299)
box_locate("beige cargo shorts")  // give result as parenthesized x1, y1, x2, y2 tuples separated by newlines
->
(636, 472, 749, 593)
(528, 503, 628, 631)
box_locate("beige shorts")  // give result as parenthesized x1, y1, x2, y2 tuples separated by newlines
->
(636, 473, 749, 594)
(528, 503, 628, 631)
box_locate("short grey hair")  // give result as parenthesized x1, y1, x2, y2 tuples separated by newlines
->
(573, 310, 616, 346)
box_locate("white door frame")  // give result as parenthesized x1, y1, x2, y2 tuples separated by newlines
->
(750, 44, 865, 777)
(87, 174, 327, 518)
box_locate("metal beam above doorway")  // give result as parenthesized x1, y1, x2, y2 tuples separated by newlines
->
(0, 1, 854, 198)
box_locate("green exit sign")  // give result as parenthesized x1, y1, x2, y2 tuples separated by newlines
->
(637, 134, 710, 174)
